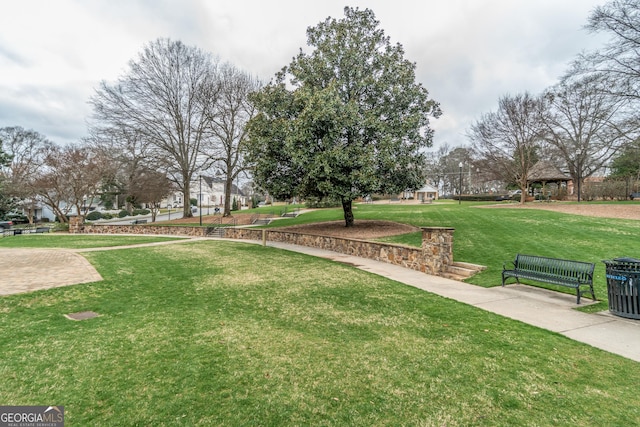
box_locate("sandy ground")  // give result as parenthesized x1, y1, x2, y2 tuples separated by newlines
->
(481, 202, 640, 220)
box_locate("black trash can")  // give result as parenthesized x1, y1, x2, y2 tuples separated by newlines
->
(602, 257, 640, 320)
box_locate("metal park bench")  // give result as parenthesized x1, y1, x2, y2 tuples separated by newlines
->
(502, 254, 596, 304)
(131, 219, 147, 225)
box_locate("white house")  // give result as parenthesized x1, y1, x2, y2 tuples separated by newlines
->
(163, 175, 246, 211)
(411, 183, 439, 202)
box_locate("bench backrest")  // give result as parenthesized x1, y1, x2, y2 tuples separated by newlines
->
(515, 254, 594, 281)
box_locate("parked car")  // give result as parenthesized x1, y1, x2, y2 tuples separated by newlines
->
(631, 192, 640, 200)
(0, 220, 13, 231)
(6, 214, 28, 224)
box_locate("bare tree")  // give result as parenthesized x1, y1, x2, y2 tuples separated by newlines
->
(427, 145, 475, 196)
(128, 167, 175, 222)
(88, 125, 163, 213)
(542, 75, 632, 201)
(204, 63, 261, 216)
(33, 143, 111, 223)
(577, 0, 640, 101)
(0, 137, 15, 218)
(90, 38, 221, 218)
(468, 92, 546, 203)
(0, 126, 51, 223)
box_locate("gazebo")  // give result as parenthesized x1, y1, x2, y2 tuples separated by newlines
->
(413, 183, 439, 202)
(527, 161, 572, 199)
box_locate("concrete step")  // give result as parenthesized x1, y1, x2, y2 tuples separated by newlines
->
(442, 272, 469, 281)
(445, 262, 486, 280)
(452, 261, 486, 272)
(252, 219, 272, 225)
(206, 227, 226, 238)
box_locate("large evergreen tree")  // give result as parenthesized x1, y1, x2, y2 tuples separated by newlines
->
(247, 7, 441, 226)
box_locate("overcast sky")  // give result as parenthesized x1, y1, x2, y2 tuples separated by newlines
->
(1, 0, 610, 150)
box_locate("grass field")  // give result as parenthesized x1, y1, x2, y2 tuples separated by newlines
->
(261, 201, 640, 310)
(0, 234, 183, 249)
(1, 203, 639, 425)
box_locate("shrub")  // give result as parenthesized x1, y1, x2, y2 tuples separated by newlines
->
(133, 209, 150, 216)
(251, 195, 260, 208)
(118, 210, 129, 218)
(86, 211, 103, 221)
(457, 194, 513, 202)
(55, 222, 69, 232)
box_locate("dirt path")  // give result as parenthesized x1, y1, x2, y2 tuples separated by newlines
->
(481, 202, 640, 220)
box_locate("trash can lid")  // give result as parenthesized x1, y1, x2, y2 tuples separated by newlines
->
(613, 257, 640, 263)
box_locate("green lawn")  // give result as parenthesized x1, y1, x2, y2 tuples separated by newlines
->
(0, 234, 183, 249)
(1, 239, 638, 426)
(263, 201, 640, 309)
(1, 204, 639, 425)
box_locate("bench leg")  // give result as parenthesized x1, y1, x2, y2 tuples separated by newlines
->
(577, 285, 596, 305)
(501, 273, 520, 287)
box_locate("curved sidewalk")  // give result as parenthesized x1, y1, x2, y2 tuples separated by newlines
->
(262, 240, 640, 363)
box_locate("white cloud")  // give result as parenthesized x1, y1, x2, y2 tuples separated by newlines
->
(0, 0, 609, 146)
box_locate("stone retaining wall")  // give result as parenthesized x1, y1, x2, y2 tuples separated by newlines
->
(80, 224, 208, 237)
(75, 224, 455, 276)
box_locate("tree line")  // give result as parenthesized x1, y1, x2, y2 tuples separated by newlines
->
(3, 2, 638, 227)
(1, 7, 441, 227)
(0, 39, 259, 223)
(460, 0, 640, 203)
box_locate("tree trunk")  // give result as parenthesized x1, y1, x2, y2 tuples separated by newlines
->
(342, 199, 354, 227)
(223, 176, 233, 217)
(183, 182, 192, 218)
(519, 180, 528, 205)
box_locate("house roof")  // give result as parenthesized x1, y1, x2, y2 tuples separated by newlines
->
(415, 183, 438, 193)
(200, 175, 245, 196)
(527, 161, 571, 182)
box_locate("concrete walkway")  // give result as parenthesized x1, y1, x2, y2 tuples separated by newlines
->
(1, 237, 638, 362)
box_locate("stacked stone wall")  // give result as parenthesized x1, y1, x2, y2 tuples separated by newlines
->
(76, 224, 455, 276)
(80, 224, 207, 237)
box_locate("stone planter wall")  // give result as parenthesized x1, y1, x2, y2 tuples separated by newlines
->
(75, 224, 455, 276)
